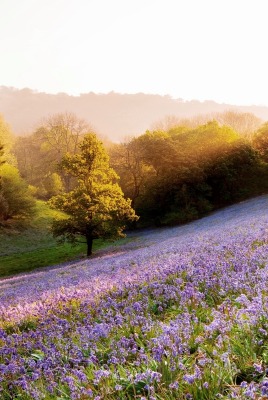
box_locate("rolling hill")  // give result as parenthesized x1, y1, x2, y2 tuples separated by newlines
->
(2, 86, 268, 142)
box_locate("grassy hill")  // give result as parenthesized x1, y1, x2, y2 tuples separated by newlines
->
(0, 200, 108, 278)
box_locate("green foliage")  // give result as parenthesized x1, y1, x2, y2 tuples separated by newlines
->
(204, 141, 260, 205)
(0, 164, 35, 222)
(50, 134, 138, 256)
(109, 139, 153, 209)
(0, 117, 16, 216)
(42, 172, 64, 198)
(252, 121, 268, 163)
(0, 200, 123, 278)
(10, 110, 268, 229)
(0, 114, 16, 165)
(112, 121, 265, 227)
(13, 112, 92, 197)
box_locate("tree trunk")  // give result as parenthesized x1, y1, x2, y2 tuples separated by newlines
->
(86, 234, 93, 257)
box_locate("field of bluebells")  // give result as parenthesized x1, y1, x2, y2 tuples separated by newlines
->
(1, 196, 268, 399)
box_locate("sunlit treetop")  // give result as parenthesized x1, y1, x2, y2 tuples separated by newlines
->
(49, 133, 138, 256)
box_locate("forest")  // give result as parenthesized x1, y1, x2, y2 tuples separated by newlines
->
(1, 109, 268, 256)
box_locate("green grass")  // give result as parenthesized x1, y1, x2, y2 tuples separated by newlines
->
(0, 200, 122, 278)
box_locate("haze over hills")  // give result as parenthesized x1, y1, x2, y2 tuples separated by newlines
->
(1, 86, 268, 142)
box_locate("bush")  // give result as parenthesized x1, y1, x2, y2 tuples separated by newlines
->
(0, 164, 35, 222)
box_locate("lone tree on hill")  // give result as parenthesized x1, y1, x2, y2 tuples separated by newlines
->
(49, 133, 138, 256)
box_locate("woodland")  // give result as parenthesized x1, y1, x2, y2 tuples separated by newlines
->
(1, 109, 268, 239)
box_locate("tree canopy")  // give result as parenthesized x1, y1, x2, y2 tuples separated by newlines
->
(110, 121, 264, 226)
(0, 164, 35, 223)
(49, 133, 138, 256)
(252, 122, 268, 163)
(0, 115, 16, 165)
(0, 117, 35, 225)
(13, 112, 93, 198)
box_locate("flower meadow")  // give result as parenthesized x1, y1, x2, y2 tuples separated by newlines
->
(1, 196, 268, 399)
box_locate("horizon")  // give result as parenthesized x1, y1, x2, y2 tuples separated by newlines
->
(2, 85, 268, 110)
(2, 85, 268, 142)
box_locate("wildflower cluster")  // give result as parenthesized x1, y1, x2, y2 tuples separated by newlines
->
(1, 196, 268, 399)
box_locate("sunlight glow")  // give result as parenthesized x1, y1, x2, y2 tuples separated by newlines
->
(1, 0, 268, 106)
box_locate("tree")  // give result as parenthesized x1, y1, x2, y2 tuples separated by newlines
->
(252, 122, 268, 163)
(109, 138, 154, 209)
(13, 112, 94, 196)
(155, 111, 262, 139)
(0, 119, 35, 224)
(0, 164, 35, 222)
(42, 173, 64, 198)
(214, 110, 262, 138)
(113, 121, 254, 227)
(0, 114, 16, 165)
(49, 134, 138, 256)
(0, 141, 6, 216)
(37, 112, 92, 160)
(13, 134, 45, 187)
(151, 115, 182, 131)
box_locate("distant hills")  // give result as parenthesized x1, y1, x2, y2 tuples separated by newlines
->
(1, 86, 268, 142)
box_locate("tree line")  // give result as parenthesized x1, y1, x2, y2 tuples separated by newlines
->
(1, 111, 268, 254)
(109, 119, 268, 226)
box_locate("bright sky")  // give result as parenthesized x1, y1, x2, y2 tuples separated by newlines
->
(1, 0, 268, 106)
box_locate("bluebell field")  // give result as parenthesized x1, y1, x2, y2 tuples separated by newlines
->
(1, 196, 268, 399)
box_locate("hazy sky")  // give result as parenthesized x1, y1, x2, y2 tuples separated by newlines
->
(1, 0, 268, 106)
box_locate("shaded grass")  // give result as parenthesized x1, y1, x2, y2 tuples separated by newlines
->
(0, 242, 87, 277)
(0, 200, 126, 278)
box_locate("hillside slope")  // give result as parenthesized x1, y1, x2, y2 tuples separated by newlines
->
(1, 195, 268, 399)
(1, 194, 267, 309)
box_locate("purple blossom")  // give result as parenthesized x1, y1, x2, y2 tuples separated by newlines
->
(93, 369, 111, 384)
(243, 382, 257, 398)
(134, 369, 162, 384)
(253, 362, 263, 374)
(169, 381, 179, 389)
(261, 379, 268, 395)
(183, 374, 196, 384)
(0, 195, 268, 397)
